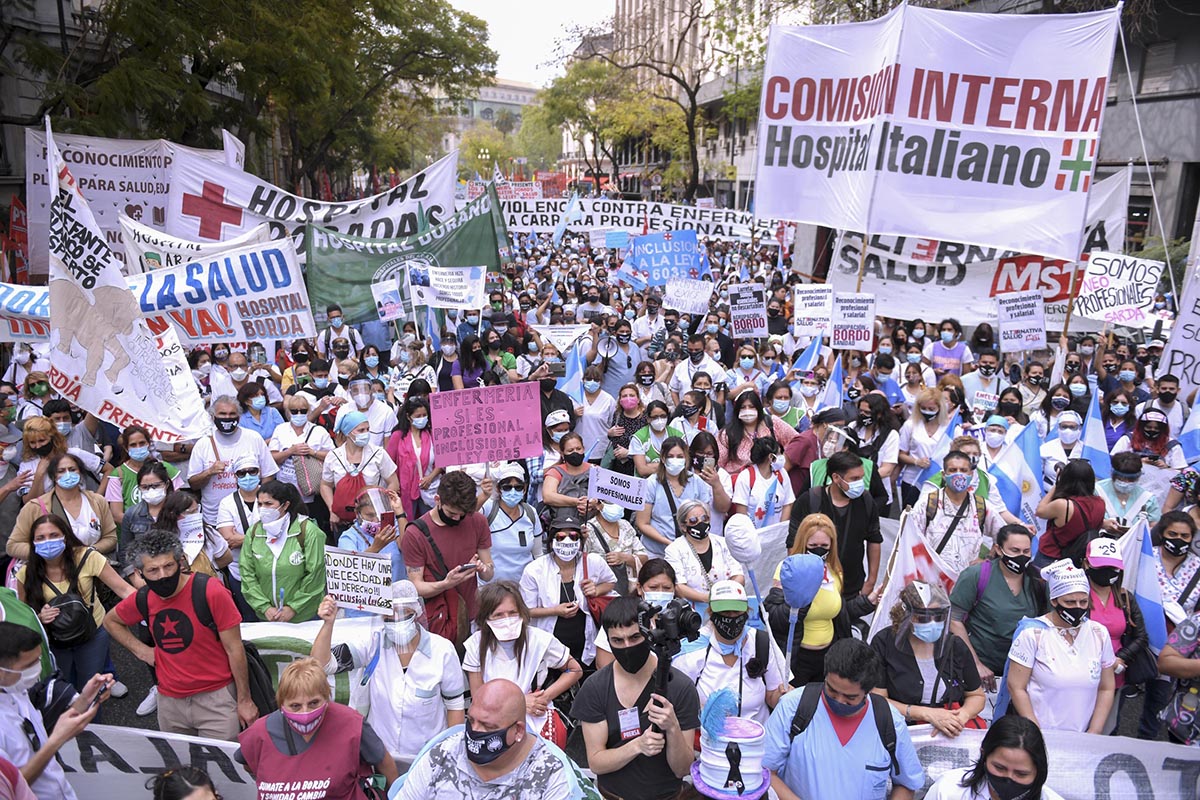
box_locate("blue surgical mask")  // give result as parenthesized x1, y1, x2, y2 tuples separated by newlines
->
(412, 416, 429, 430)
(34, 538, 67, 560)
(1119, 370, 1136, 383)
(878, 345, 892, 355)
(706, 324, 719, 334)
(1109, 403, 1129, 417)
(1113, 478, 1138, 494)
(584, 380, 601, 394)
(290, 413, 308, 427)
(365, 356, 379, 369)
(907, 353, 921, 364)
(56, 471, 81, 490)
(739, 357, 755, 370)
(823, 689, 866, 718)
(772, 399, 791, 415)
(500, 489, 524, 507)
(313, 377, 330, 389)
(353, 433, 370, 447)
(601, 503, 624, 522)
(374, 392, 387, 403)
(941, 331, 955, 344)
(237, 473, 261, 492)
(550, 430, 566, 443)
(842, 478, 866, 499)
(128, 446, 151, 462)
(643, 591, 674, 609)
(250, 396, 267, 410)
(399, 351, 412, 364)
(912, 621, 945, 643)
(1068, 383, 1087, 397)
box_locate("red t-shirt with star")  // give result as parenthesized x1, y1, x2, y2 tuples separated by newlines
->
(115, 575, 241, 698)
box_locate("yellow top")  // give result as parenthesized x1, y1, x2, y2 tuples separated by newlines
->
(803, 570, 843, 648)
(18, 547, 108, 627)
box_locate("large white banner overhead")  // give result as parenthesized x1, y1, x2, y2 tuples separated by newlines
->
(120, 212, 274, 273)
(756, 5, 1121, 261)
(829, 169, 1129, 332)
(165, 150, 459, 250)
(46, 122, 210, 443)
(501, 198, 785, 242)
(25, 129, 235, 276)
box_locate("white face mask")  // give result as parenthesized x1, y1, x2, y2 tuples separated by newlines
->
(488, 616, 523, 642)
(984, 430, 1006, 449)
(799, 384, 819, 398)
(1058, 427, 1081, 445)
(229, 368, 248, 382)
(601, 503, 624, 522)
(738, 409, 759, 424)
(387, 616, 419, 646)
(552, 539, 581, 561)
(665, 457, 686, 476)
(0, 661, 41, 693)
(141, 487, 167, 506)
(643, 591, 674, 609)
(262, 514, 289, 539)
(649, 418, 668, 433)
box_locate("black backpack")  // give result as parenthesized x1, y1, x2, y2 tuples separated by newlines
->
(789, 683, 898, 774)
(135, 574, 277, 716)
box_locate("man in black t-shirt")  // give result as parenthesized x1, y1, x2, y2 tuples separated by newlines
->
(572, 597, 700, 800)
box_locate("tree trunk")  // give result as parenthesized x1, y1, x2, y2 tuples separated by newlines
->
(685, 101, 700, 202)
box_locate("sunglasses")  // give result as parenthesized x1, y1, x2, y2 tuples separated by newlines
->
(555, 532, 581, 541)
(498, 483, 526, 492)
(235, 468, 260, 478)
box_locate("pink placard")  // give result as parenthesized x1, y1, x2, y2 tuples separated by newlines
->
(429, 381, 544, 467)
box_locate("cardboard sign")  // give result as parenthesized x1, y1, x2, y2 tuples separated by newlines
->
(664, 277, 715, 315)
(429, 382, 544, 467)
(325, 547, 393, 615)
(370, 278, 405, 322)
(727, 283, 768, 338)
(996, 289, 1047, 351)
(830, 292, 876, 350)
(792, 284, 833, 338)
(406, 265, 488, 311)
(1073, 251, 1164, 328)
(586, 466, 649, 511)
(1158, 268, 1199, 395)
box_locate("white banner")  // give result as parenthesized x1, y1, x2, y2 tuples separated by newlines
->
(756, 5, 1120, 261)
(165, 150, 458, 250)
(467, 180, 542, 200)
(792, 284, 833, 338)
(996, 289, 1047, 352)
(25, 129, 234, 276)
(501, 198, 785, 242)
(665, 277, 715, 315)
(1074, 251, 1165, 328)
(47, 123, 210, 443)
(531, 324, 592, 355)
(586, 466, 649, 512)
(120, 213, 274, 273)
(911, 724, 1199, 800)
(1159, 267, 1200, 396)
(371, 278, 406, 322)
(325, 547, 393, 615)
(727, 283, 768, 338)
(829, 170, 1129, 331)
(830, 292, 876, 350)
(407, 265, 487, 311)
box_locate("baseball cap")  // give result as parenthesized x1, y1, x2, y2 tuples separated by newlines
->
(709, 580, 749, 613)
(545, 409, 571, 428)
(1087, 538, 1124, 570)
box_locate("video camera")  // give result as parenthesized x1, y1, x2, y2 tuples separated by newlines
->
(637, 597, 702, 660)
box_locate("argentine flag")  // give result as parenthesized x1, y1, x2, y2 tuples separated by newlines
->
(557, 342, 586, 404)
(1179, 392, 1200, 465)
(820, 358, 845, 411)
(1081, 388, 1112, 480)
(990, 421, 1043, 525)
(917, 409, 962, 485)
(1118, 518, 1168, 652)
(424, 306, 440, 353)
(791, 336, 822, 375)
(553, 193, 582, 247)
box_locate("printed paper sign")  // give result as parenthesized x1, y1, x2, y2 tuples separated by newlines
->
(325, 547, 393, 615)
(996, 290, 1047, 351)
(406, 265, 487, 311)
(631, 229, 707, 285)
(531, 324, 591, 354)
(1073, 251, 1164, 328)
(664, 277, 715, 315)
(830, 292, 876, 350)
(605, 230, 631, 250)
(755, 5, 1121, 262)
(1159, 268, 1200, 395)
(792, 284, 834, 338)
(972, 391, 999, 412)
(429, 382, 544, 467)
(587, 466, 649, 512)
(370, 278, 405, 322)
(727, 283, 768, 338)
(503, 198, 785, 243)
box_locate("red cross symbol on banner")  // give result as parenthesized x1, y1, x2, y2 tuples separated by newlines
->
(662, 232, 673, 241)
(181, 181, 244, 239)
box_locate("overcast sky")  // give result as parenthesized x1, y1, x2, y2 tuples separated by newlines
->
(449, 0, 612, 88)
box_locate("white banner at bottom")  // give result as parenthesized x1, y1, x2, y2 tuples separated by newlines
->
(911, 724, 1197, 800)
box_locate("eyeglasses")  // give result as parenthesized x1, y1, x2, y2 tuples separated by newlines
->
(140, 482, 166, 492)
(498, 483, 526, 492)
(235, 468, 260, 478)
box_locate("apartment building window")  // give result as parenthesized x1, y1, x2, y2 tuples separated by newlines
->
(1139, 42, 1175, 94)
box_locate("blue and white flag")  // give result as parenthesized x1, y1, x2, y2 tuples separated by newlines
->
(990, 422, 1043, 524)
(630, 230, 709, 286)
(917, 409, 962, 485)
(1179, 392, 1200, 465)
(425, 306, 440, 353)
(1118, 519, 1168, 652)
(553, 193, 582, 247)
(615, 261, 648, 292)
(791, 336, 822, 374)
(819, 358, 845, 412)
(1081, 389, 1112, 480)
(557, 342, 586, 403)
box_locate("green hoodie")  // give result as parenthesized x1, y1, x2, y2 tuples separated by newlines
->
(239, 514, 326, 622)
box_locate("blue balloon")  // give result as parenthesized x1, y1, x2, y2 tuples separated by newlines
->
(779, 554, 825, 609)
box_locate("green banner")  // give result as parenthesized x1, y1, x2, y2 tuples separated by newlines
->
(305, 183, 510, 326)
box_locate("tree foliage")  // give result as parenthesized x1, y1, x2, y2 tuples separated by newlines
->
(456, 123, 514, 180)
(10, 0, 496, 189)
(513, 103, 563, 173)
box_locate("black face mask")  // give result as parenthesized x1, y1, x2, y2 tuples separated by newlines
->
(664, 320, 677, 331)
(685, 521, 710, 540)
(214, 418, 239, 435)
(1142, 427, 1164, 440)
(987, 772, 1034, 800)
(806, 545, 830, 560)
(143, 566, 181, 598)
(680, 404, 698, 417)
(1001, 553, 1030, 575)
(611, 639, 652, 674)
(32, 441, 54, 457)
(638, 374, 654, 386)
(711, 612, 749, 642)
(846, 388, 862, 401)
(439, 506, 464, 527)
(1162, 537, 1191, 558)
(616, 333, 631, 345)
(689, 351, 704, 365)
(464, 718, 515, 765)
(997, 401, 1022, 418)
(293, 353, 309, 364)
(978, 365, 996, 377)
(1086, 566, 1121, 587)
(1064, 363, 1079, 374)
(333, 349, 351, 360)
(858, 413, 873, 426)
(540, 378, 557, 394)
(1054, 604, 1088, 627)
(563, 452, 585, 467)
(1158, 391, 1177, 405)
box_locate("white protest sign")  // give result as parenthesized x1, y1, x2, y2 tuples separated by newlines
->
(665, 277, 715, 315)
(370, 278, 405, 322)
(1159, 266, 1200, 395)
(324, 547, 393, 615)
(972, 391, 999, 412)
(996, 289, 1047, 351)
(501, 198, 785, 242)
(532, 324, 592, 354)
(830, 292, 876, 350)
(587, 466, 649, 512)
(588, 228, 610, 249)
(727, 283, 768, 338)
(1073, 250, 1165, 328)
(792, 284, 833, 337)
(406, 265, 487, 311)
(119, 213, 274, 273)
(178, 517, 205, 563)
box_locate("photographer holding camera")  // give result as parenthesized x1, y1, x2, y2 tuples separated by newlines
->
(573, 596, 701, 800)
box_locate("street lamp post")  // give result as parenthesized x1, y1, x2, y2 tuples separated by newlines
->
(477, 147, 490, 176)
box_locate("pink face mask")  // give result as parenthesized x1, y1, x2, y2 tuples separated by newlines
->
(282, 703, 328, 735)
(619, 396, 639, 410)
